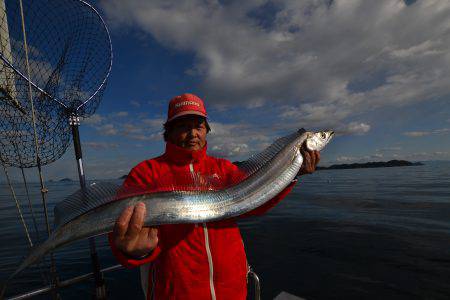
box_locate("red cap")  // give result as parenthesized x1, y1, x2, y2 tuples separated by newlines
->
(167, 93, 207, 122)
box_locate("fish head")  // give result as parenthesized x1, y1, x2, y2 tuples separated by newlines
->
(305, 130, 334, 151)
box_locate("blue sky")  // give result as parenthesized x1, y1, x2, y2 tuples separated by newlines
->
(3, 0, 450, 181)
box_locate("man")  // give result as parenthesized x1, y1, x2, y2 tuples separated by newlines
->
(109, 93, 320, 299)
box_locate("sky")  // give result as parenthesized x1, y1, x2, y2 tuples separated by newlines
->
(2, 0, 450, 181)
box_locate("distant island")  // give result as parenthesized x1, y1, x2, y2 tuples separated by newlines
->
(317, 160, 423, 170)
(59, 178, 73, 182)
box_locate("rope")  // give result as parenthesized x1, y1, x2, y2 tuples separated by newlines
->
(2, 164, 33, 247)
(12, 140, 40, 241)
(18, 2, 60, 295)
(1, 162, 51, 286)
(20, 167, 40, 240)
(18, 0, 51, 237)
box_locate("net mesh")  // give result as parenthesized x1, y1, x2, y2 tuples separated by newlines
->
(0, 0, 112, 168)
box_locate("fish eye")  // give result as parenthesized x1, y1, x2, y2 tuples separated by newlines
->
(321, 132, 326, 139)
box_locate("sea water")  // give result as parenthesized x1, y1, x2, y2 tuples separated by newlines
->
(1, 162, 449, 299)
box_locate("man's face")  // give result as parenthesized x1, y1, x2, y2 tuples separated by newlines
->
(167, 115, 207, 151)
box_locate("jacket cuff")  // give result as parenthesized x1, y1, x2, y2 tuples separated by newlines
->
(108, 233, 161, 269)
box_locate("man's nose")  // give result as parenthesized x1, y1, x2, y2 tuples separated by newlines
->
(187, 128, 197, 137)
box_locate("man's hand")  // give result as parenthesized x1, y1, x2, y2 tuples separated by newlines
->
(297, 147, 321, 176)
(112, 202, 158, 259)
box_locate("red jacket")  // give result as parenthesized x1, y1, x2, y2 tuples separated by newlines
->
(109, 142, 296, 300)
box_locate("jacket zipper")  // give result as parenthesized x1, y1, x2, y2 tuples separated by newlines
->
(190, 162, 217, 300)
(203, 223, 216, 300)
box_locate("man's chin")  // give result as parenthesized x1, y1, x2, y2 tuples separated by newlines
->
(179, 141, 204, 151)
(183, 144, 199, 151)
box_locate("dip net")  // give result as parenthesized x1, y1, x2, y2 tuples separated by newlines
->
(0, 0, 112, 297)
(0, 0, 112, 168)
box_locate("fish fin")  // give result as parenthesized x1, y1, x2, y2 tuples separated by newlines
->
(53, 181, 121, 228)
(233, 128, 306, 180)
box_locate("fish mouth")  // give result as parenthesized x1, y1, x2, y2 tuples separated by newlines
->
(324, 130, 334, 137)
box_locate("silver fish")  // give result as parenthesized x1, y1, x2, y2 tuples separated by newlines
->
(5, 128, 333, 284)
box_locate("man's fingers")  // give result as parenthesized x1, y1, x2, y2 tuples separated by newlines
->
(114, 206, 134, 239)
(315, 151, 321, 166)
(148, 227, 158, 239)
(138, 227, 150, 241)
(310, 150, 317, 169)
(147, 227, 159, 250)
(303, 149, 311, 167)
(313, 150, 318, 167)
(307, 150, 316, 172)
(135, 227, 158, 252)
(125, 202, 146, 239)
(298, 147, 321, 176)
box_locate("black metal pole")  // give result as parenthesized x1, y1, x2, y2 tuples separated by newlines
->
(70, 114, 107, 299)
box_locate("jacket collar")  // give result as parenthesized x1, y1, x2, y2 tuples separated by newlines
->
(163, 141, 208, 164)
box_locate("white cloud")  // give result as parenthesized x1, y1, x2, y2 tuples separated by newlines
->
(335, 153, 382, 163)
(127, 133, 162, 141)
(403, 128, 450, 137)
(211, 143, 249, 158)
(435, 128, 450, 134)
(119, 118, 165, 141)
(335, 155, 358, 163)
(332, 150, 450, 164)
(82, 109, 165, 141)
(84, 142, 119, 150)
(371, 153, 384, 159)
(377, 146, 402, 152)
(83, 114, 105, 125)
(123, 123, 143, 135)
(389, 39, 444, 58)
(112, 111, 129, 117)
(207, 121, 271, 159)
(403, 151, 450, 161)
(130, 100, 141, 108)
(97, 123, 118, 136)
(338, 122, 371, 136)
(403, 131, 428, 137)
(142, 118, 165, 128)
(97, 117, 162, 140)
(101, 0, 450, 129)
